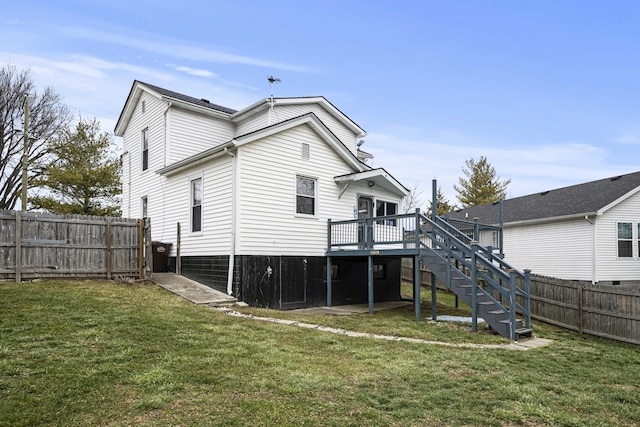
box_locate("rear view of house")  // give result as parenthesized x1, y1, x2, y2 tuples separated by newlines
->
(115, 81, 408, 309)
(448, 171, 640, 286)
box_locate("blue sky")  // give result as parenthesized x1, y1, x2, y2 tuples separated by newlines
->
(2, 0, 639, 207)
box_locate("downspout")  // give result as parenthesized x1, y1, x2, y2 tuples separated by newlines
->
(585, 215, 597, 284)
(224, 146, 236, 295)
(122, 151, 130, 217)
(163, 101, 172, 167)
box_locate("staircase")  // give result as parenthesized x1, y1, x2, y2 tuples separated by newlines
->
(419, 216, 532, 341)
(327, 209, 533, 341)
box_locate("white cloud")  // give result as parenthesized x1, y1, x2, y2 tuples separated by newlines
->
(365, 130, 634, 206)
(168, 64, 217, 78)
(57, 26, 310, 73)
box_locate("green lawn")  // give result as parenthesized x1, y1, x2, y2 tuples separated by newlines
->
(1, 280, 639, 426)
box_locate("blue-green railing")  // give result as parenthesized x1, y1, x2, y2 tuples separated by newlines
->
(327, 210, 531, 339)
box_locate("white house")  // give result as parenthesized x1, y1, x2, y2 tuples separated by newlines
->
(447, 171, 640, 285)
(115, 81, 409, 308)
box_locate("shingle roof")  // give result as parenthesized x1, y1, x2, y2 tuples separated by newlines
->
(139, 81, 237, 115)
(447, 170, 640, 224)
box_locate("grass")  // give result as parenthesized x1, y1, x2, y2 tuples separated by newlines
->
(1, 280, 639, 426)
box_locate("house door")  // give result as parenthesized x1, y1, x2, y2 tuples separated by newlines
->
(357, 196, 374, 248)
(358, 196, 373, 218)
(279, 257, 308, 309)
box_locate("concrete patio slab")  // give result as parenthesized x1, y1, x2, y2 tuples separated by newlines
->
(151, 272, 238, 306)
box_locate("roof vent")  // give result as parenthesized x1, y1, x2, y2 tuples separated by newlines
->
(610, 176, 622, 181)
(540, 191, 549, 195)
(201, 98, 210, 104)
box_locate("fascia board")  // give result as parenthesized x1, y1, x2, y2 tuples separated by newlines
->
(598, 186, 640, 215)
(503, 212, 599, 228)
(335, 168, 409, 197)
(157, 141, 235, 177)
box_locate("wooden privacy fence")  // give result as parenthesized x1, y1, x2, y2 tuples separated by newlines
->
(530, 275, 639, 346)
(403, 259, 639, 345)
(0, 210, 147, 281)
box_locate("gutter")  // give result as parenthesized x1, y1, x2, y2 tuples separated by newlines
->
(224, 147, 236, 296)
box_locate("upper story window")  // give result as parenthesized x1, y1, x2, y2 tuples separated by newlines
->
(141, 196, 148, 219)
(296, 175, 316, 216)
(141, 100, 146, 113)
(191, 177, 202, 233)
(302, 143, 310, 160)
(141, 128, 149, 171)
(617, 222, 633, 257)
(376, 200, 397, 226)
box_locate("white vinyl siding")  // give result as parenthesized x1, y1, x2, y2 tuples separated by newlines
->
(235, 104, 359, 155)
(594, 191, 640, 282)
(502, 219, 594, 281)
(235, 124, 401, 256)
(121, 92, 165, 220)
(167, 107, 234, 164)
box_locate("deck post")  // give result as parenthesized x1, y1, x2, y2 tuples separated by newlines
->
(471, 242, 478, 332)
(368, 254, 374, 314)
(524, 269, 531, 328)
(413, 254, 421, 322)
(327, 256, 332, 307)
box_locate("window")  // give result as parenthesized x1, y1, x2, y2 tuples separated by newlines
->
(617, 222, 632, 257)
(191, 178, 202, 232)
(296, 176, 316, 215)
(141, 196, 148, 218)
(141, 128, 149, 171)
(373, 264, 386, 279)
(376, 200, 397, 225)
(141, 100, 146, 113)
(302, 143, 310, 160)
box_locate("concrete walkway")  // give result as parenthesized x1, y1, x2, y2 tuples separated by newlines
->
(150, 273, 552, 351)
(151, 272, 239, 306)
(215, 307, 553, 351)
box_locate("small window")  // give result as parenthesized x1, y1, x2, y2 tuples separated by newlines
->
(141, 100, 146, 113)
(376, 201, 397, 225)
(296, 176, 316, 215)
(141, 196, 148, 219)
(617, 222, 632, 257)
(191, 178, 202, 232)
(373, 264, 386, 279)
(141, 128, 149, 171)
(302, 143, 310, 160)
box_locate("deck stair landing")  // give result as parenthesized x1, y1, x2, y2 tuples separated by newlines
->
(327, 210, 533, 341)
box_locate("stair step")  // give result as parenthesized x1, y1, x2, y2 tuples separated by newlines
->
(515, 327, 533, 337)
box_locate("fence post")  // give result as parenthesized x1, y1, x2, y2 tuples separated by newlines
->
(106, 219, 112, 280)
(578, 286, 583, 334)
(15, 211, 21, 283)
(138, 219, 145, 279)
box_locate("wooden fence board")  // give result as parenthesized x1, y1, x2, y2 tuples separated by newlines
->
(0, 209, 143, 281)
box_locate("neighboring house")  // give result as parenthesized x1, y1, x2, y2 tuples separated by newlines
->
(447, 171, 640, 285)
(115, 81, 408, 309)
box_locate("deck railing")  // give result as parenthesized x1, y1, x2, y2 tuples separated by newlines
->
(327, 209, 530, 338)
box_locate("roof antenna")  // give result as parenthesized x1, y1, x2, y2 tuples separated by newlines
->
(268, 75, 281, 108)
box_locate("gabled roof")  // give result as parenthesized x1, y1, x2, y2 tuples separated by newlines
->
(447, 171, 640, 225)
(114, 80, 236, 136)
(231, 96, 366, 138)
(334, 168, 409, 197)
(157, 112, 367, 177)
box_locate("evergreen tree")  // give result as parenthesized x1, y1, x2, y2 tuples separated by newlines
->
(427, 186, 456, 217)
(30, 118, 121, 216)
(453, 156, 510, 207)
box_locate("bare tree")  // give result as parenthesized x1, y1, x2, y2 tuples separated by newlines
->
(0, 65, 71, 209)
(402, 183, 423, 213)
